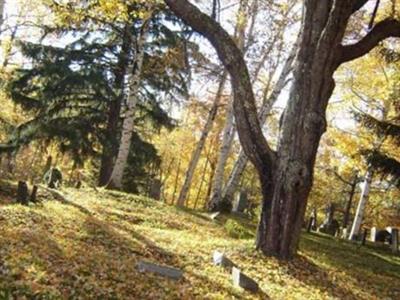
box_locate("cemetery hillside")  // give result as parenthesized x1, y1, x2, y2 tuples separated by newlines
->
(1, 0, 400, 299)
(0, 183, 399, 299)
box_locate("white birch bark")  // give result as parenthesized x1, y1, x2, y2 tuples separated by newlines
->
(108, 20, 150, 189)
(348, 169, 373, 240)
(207, 0, 249, 210)
(176, 72, 228, 206)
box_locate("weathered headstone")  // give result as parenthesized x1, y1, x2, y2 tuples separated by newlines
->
(17, 181, 29, 205)
(44, 167, 63, 189)
(391, 229, 399, 254)
(213, 251, 236, 270)
(149, 179, 162, 200)
(30, 185, 38, 203)
(210, 211, 221, 220)
(341, 227, 348, 239)
(232, 267, 259, 293)
(232, 190, 248, 213)
(136, 260, 183, 280)
(370, 227, 377, 242)
(376, 230, 391, 244)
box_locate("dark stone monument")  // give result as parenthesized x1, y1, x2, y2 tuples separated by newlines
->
(232, 190, 248, 213)
(136, 260, 183, 280)
(376, 229, 392, 244)
(17, 181, 29, 205)
(149, 179, 162, 200)
(232, 267, 259, 293)
(213, 250, 236, 270)
(30, 185, 38, 203)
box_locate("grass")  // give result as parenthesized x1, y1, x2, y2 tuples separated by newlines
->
(0, 184, 399, 299)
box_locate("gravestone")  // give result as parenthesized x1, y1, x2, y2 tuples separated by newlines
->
(376, 229, 391, 244)
(232, 267, 259, 293)
(232, 190, 248, 213)
(44, 167, 63, 189)
(391, 229, 399, 254)
(213, 251, 236, 270)
(370, 227, 377, 242)
(210, 212, 221, 220)
(136, 260, 183, 280)
(30, 185, 38, 203)
(341, 227, 348, 239)
(149, 179, 162, 200)
(17, 181, 29, 205)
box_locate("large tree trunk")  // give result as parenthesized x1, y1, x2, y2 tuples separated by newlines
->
(98, 26, 131, 186)
(348, 170, 372, 240)
(165, 0, 399, 259)
(222, 41, 297, 205)
(107, 21, 150, 189)
(176, 72, 228, 206)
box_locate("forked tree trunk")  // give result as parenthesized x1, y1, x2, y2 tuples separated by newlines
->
(222, 40, 297, 204)
(107, 20, 150, 189)
(208, 0, 249, 211)
(166, 0, 400, 258)
(176, 72, 228, 206)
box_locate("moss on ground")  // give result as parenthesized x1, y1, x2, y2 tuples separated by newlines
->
(0, 185, 399, 299)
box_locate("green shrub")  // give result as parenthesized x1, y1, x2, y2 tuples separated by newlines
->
(224, 219, 253, 239)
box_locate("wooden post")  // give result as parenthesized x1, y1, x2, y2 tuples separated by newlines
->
(30, 185, 38, 203)
(391, 229, 399, 254)
(17, 181, 29, 205)
(307, 217, 314, 233)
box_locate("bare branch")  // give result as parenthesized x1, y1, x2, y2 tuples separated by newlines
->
(164, 0, 276, 170)
(339, 18, 400, 64)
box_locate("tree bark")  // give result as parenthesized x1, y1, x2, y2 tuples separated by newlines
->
(107, 19, 150, 189)
(165, 0, 400, 259)
(208, 0, 250, 211)
(343, 175, 358, 228)
(222, 40, 297, 205)
(348, 170, 372, 240)
(176, 72, 228, 206)
(98, 25, 131, 186)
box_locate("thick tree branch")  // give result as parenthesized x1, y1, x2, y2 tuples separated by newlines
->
(340, 18, 400, 64)
(164, 0, 276, 171)
(351, 0, 369, 14)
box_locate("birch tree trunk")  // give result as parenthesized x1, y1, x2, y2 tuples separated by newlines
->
(176, 71, 228, 206)
(348, 170, 372, 240)
(99, 25, 131, 186)
(222, 40, 298, 205)
(107, 21, 150, 189)
(207, 0, 249, 211)
(166, 0, 400, 258)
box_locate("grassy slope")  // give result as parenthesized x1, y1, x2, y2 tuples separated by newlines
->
(0, 186, 399, 300)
